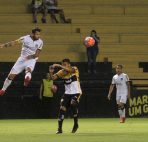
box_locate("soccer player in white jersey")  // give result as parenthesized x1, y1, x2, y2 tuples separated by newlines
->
(0, 28, 43, 96)
(107, 64, 130, 123)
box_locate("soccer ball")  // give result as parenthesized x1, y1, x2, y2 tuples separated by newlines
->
(84, 36, 95, 47)
(51, 85, 57, 93)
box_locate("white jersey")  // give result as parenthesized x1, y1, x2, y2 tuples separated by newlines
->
(112, 73, 129, 96)
(19, 35, 43, 59)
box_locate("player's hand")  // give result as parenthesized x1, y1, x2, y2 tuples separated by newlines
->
(107, 94, 111, 101)
(25, 55, 33, 60)
(49, 65, 54, 73)
(25, 55, 30, 60)
(53, 64, 62, 68)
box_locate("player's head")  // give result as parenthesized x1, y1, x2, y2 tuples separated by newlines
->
(91, 30, 97, 36)
(62, 58, 71, 68)
(116, 64, 123, 74)
(32, 28, 41, 40)
(46, 73, 50, 80)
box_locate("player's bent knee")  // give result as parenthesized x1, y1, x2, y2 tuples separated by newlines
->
(60, 106, 66, 112)
(118, 102, 125, 107)
(70, 99, 78, 107)
(8, 74, 16, 80)
(26, 67, 32, 73)
(118, 103, 125, 110)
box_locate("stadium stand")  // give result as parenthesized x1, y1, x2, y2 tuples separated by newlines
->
(0, 0, 148, 87)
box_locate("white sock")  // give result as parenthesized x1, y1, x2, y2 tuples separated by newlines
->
(25, 72, 31, 80)
(118, 109, 122, 118)
(122, 108, 125, 118)
(2, 78, 12, 91)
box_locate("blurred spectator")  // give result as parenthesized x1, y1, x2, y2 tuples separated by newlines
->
(32, 0, 47, 23)
(44, 0, 70, 23)
(87, 30, 100, 74)
(40, 73, 53, 99)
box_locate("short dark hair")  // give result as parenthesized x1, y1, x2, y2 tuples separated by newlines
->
(32, 28, 41, 34)
(91, 30, 97, 34)
(62, 58, 71, 64)
(116, 64, 123, 69)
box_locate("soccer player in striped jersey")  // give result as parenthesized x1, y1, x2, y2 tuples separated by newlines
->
(49, 59, 82, 134)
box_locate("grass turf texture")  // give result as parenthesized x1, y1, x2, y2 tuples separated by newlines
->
(0, 118, 147, 142)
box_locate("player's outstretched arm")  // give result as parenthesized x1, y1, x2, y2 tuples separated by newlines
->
(52, 64, 75, 73)
(0, 39, 21, 48)
(108, 84, 115, 100)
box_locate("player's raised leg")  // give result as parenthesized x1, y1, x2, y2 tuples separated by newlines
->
(0, 74, 16, 96)
(0, 57, 25, 96)
(24, 67, 32, 87)
(24, 54, 37, 87)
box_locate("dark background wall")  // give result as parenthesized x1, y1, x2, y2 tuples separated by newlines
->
(0, 62, 147, 119)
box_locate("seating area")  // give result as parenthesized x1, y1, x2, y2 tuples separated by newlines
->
(0, 0, 148, 86)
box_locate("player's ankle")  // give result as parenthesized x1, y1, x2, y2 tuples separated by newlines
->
(56, 128, 63, 134)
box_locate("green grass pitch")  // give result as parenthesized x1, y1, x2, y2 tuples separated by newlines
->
(0, 118, 147, 142)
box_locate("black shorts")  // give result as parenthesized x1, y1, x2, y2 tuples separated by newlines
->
(60, 94, 81, 108)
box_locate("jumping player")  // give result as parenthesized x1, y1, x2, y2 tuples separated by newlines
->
(0, 28, 43, 96)
(49, 59, 82, 134)
(108, 64, 130, 123)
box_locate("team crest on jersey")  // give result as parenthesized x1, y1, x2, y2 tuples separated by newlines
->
(121, 78, 123, 80)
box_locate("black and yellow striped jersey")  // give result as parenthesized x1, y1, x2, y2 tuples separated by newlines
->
(56, 66, 82, 95)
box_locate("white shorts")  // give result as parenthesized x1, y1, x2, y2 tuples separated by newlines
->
(116, 95, 128, 104)
(10, 57, 36, 75)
